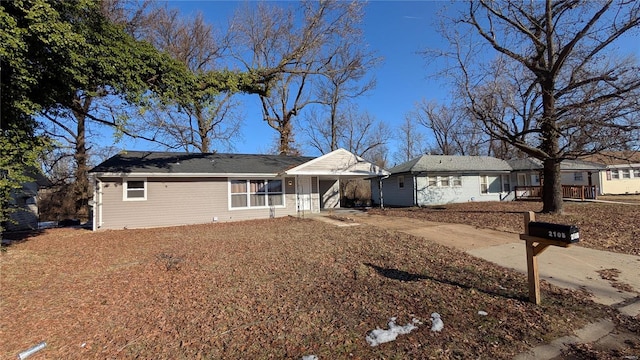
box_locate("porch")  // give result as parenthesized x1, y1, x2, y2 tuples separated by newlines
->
(514, 185, 598, 201)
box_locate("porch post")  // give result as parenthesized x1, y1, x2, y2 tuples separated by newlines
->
(296, 175, 301, 218)
(378, 176, 384, 210)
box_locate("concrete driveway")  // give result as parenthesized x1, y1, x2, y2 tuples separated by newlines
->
(348, 213, 640, 317)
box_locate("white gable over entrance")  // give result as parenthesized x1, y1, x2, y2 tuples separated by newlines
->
(284, 148, 389, 178)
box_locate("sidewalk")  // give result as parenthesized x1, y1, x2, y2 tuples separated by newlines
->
(351, 213, 640, 314)
(317, 211, 640, 358)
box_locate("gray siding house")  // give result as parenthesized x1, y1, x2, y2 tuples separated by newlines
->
(372, 155, 512, 207)
(508, 158, 605, 197)
(89, 148, 388, 230)
(3, 170, 50, 232)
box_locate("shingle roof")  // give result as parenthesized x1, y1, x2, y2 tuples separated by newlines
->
(581, 151, 640, 165)
(507, 158, 605, 171)
(390, 155, 512, 174)
(89, 151, 315, 175)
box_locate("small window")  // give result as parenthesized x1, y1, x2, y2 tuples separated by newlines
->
(501, 175, 511, 192)
(452, 176, 462, 187)
(611, 170, 620, 179)
(398, 176, 405, 189)
(439, 176, 449, 187)
(124, 179, 146, 201)
(480, 175, 501, 194)
(574, 172, 583, 181)
(621, 169, 631, 179)
(634, 169, 640, 178)
(428, 176, 437, 187)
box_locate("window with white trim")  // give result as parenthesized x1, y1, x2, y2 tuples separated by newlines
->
(452, 175, 462, 187)
(611, 169, 620, 179)
(427, 176, 437, 187)
(501, 175, 511, 192)
(124, 179, 146, 201)
(440, 176, 450, 187)
(480, 175, 501, 194)
(230, 179, 284, 209)
(634, 169, 640, 178)
(621, 169, 631, 179)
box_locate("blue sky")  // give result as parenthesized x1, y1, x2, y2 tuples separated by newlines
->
(114, 1, 454, 160)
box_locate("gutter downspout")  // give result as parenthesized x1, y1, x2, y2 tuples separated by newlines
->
(414, 173, 418, 207)
(98, 179, 103, 229)
(296, 175, 302, 218)
(91, 177, 98, 231)
(93, 178, 103, 231)
(378, 174, 389, 209)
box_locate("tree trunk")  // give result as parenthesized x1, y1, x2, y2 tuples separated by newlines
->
(72, 95, 92, 221)
(73, 113, 90, 221)
(541, 158, 563, 214)
(539, 72, 563, 214)
(196, 106, 210, 153)
(278, 116, 296, 155)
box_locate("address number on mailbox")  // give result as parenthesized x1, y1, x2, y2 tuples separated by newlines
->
(528, 221, 580, 243)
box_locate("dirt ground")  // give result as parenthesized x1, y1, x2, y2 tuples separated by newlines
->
(2, 217, 637, 359)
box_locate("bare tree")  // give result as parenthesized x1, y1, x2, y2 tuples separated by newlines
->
(304, 107, 337, 155)
(315, 41, 380, 151)
(341, 109, 389, 160)
(431, 0, 640, 213)
(138, 6, 242, 153)
(393, 114, 426, 164)
(231, 1, 364, 155)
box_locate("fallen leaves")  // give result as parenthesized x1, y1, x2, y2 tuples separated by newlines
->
(0, 217, 624, 359)
(369, 201, 640, 256)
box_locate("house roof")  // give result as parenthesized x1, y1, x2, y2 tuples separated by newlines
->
(507, 158, 605, 171)
(390, 155, 512, 174)
(90, 151, 315, 176)
(581, 151, 640, 166)
(285, 148, 389, 177)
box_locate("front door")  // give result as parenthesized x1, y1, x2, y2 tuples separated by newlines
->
(298, 177, 312, 212)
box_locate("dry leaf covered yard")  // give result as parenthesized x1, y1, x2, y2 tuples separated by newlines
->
(369, 200, 640, 256)
(1, 216, 627, 359)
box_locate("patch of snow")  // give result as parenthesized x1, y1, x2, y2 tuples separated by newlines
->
(430, 313, 444, 332)
(366, 317, 421, 347)
(478, 311, 488, 316)
(301, 355, 318, 360)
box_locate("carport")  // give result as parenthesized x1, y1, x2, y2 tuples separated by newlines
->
(282, 148, 389, 214)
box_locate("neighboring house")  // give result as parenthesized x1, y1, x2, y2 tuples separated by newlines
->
(582, 151, 640, 195)
(372, 155, 512, 207)
(508, 158, 605, 198)
(89, 148, 388, 230)
(3, 170, 51, 232)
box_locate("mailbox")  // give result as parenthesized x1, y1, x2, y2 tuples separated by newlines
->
(528, 221, 579, 243)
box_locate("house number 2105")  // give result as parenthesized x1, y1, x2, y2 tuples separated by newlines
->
(548, 231, 566, 239)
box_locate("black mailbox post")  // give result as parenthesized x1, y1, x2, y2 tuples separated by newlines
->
(527, 222, 580, 243)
